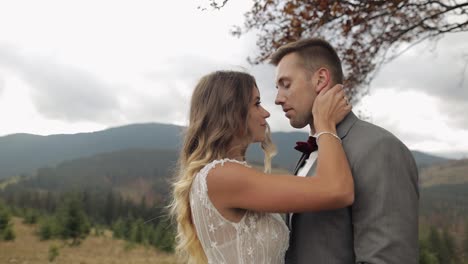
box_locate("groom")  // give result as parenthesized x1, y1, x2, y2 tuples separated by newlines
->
(271, 38, 419, 263)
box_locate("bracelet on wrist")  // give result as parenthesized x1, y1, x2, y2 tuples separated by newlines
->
(313, 131, 341, 143)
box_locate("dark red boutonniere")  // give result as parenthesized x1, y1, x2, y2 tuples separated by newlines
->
(294, 136, 318, 155)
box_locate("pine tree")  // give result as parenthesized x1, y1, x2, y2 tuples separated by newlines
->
(81, 191, 92, 219)
(153, 219, 175, 252)
(0, 205, 10, 232)
(428, 226, 442, 259)
(420, 231, 439, 264)
(57, 196, 90, 245)
(427, 226, 454, 264)
(45, 191, 55, 213)
(122, 215, 134, 240)
(130, 218, 145, 244)
(147, 225, 158, 246)
(463, 221, 468, 263)
(420, 248, 439, 264)
(112, 218, 125, 239)
(442, 228, 457, 263)
(104, 191, 116, 226)
(2, 224, 15, 241)
(38, 218, 55, 240)
(23, 209, 39, 224)
(139, 195, 147, 220)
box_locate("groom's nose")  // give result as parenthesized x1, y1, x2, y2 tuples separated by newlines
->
(275, 90, 285, 105)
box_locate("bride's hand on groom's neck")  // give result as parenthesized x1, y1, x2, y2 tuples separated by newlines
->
(312, 84, 351, 132)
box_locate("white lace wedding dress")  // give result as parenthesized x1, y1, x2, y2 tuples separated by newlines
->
(190, 159, 290, 264)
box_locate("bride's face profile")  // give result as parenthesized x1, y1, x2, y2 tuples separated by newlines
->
(247, 86, 270, 143)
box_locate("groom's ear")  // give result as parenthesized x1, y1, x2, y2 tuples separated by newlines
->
(314, 67, 331, 93)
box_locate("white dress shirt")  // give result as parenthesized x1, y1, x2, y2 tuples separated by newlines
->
(290, 151, 318, 224)
(296, 151, 318, 177)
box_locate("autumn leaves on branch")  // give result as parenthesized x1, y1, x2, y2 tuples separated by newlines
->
(205, 0, 468, 102)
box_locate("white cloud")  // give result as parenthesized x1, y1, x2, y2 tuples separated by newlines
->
(0, 73, 106, 136)
(0, 45, 122, 123)
(372, 33, 468, 129)
(355, 89, 468, 155)
(0, 76, 4, 96)
(0, 0, 257, 133)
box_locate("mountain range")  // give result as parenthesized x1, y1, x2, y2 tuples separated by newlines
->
(1, 123, 466, 224)
(0, 123, 453, 180)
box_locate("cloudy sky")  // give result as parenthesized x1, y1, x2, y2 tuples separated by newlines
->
(0, 0, 467, 159)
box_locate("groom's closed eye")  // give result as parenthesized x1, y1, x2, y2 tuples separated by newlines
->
(277, 79, 290, 90)
(276, 77, 285, 89)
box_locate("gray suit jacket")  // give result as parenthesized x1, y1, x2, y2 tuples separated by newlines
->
(285, 112, 419, 264)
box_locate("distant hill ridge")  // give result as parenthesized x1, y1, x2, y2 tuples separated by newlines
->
(0, 123, 184, 179)
(0, 123, 452, 179)
(420, 158, 468, 187)
(3, 145, 465, 212)
(3, 148, 178, 204)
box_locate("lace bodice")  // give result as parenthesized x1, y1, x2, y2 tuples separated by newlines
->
(190, 159, 289, 264)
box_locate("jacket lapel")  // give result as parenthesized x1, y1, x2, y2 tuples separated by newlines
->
(293, 153, 308, 175)
(305, 112, 357, 177)
(287, 153, 308, 228)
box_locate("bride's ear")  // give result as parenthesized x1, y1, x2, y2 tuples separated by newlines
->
(314, 68, 331, 93)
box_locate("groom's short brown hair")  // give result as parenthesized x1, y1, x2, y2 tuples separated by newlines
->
(269, 38, 344, 85)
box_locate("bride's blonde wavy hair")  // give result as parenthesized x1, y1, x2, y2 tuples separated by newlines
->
(169, 71, 276, 264)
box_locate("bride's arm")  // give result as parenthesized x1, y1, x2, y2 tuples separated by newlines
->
(207, 85, 354, 213)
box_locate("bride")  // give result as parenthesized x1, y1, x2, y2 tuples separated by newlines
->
(170, 70, 353, 264)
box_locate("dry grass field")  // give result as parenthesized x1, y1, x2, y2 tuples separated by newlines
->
(0, 217, 179, 264)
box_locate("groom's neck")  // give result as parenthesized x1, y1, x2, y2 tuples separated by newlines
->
(309, 123, 315, 135)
